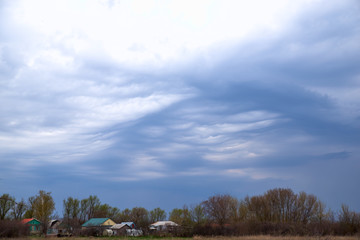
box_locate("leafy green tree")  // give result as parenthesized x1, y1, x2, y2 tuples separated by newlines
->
(63, 197, 80, 231)
(169, 206, 192, 226)
(78, 195, 101, 223)
(190, 204, 207, 225)
(32, 190, 55, 234)
(79, 198, 89, 223)
(87, 195, 100, 220)
(149, 207, 166, 223)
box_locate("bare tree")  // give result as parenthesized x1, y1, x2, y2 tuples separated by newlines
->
(202, 194, 238, 226)
(107, 206, 121, 223)
(130, 207, 149, 229)
(264, 188, 296, 223)
(119, 208, 131, 222)
(11, 199, 27, 220)
(0, 194, 15, 220)
(338, 204, 360, 235)
(23, 196, 36, 219)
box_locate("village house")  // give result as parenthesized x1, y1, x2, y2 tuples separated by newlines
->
(21, 218, 41, 235)
(81, 218, 116, 230)
(47, 219, 71, 237)
(81, 218, 116, 236)
(111, 221, 141, 236)
(149, 220, 179, 231)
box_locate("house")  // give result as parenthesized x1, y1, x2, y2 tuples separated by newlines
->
(126, 228, 143, 236)
(110, 223, 131, 236)
(111, 222, 136, 236)
(149, 220, 179, 231)
(121, 221, 136, 229)
(81, 218, 116, 229)
(47, 220, 71, 237)
(21, 218, 42, 234)
(47, 220, 60, 235)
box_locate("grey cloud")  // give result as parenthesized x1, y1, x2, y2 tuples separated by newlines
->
(1, 0, 360, 212)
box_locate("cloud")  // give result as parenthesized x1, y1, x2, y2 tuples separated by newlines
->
(1, 0, 360, 211)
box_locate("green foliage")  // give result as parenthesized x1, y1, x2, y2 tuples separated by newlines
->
(150, 207, 167, 223)
(169, 206, 192, 227)
(32, 190, 55, 222)
(190, 204, 207, 225)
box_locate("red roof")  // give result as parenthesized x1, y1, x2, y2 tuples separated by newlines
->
(21, 218, 34, 224)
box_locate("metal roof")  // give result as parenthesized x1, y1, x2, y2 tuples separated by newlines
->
(21, 218, 41, 224)
(121, 222, 136, 228)
(150, 221, 178, 226)
(82, 218, 110, 227)
(111, 223, 127, 229)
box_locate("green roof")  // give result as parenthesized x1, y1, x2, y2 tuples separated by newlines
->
(82, 218, 110, 227)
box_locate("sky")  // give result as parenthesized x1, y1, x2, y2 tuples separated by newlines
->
(1, 0, 360, 216)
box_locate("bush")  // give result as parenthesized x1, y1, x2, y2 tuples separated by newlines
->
(0, 220, 29, 238)
(79, 227, 101, 237)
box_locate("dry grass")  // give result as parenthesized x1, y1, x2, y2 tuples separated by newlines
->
(9, 237, 360, 240)
(192, 236, 360, 240)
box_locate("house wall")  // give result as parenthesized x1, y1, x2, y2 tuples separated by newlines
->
(28, 219, 41, 233)
(102, 219, 116, 226)
(113, 226, 130, 236)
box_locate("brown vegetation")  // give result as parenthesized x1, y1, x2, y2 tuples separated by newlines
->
(1, 188, 360, 237)
(6, 236, 360, 240)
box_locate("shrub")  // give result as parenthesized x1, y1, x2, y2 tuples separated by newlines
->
(0, 220, 29, 238)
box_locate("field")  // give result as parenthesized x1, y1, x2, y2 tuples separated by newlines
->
(191, 236, 360, 240)
(14, 236, 359, 240)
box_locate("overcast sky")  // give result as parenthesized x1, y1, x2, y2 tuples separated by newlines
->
(1, 0, 360, 215)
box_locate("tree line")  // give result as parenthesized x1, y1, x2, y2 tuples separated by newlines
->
(1, 188, 359, 237)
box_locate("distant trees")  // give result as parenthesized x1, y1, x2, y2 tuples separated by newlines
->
(240, 188, 327, 225)
(338, 204, 360, 235)
(61, 195, 167, 232)
(1, 187, 360, 236)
